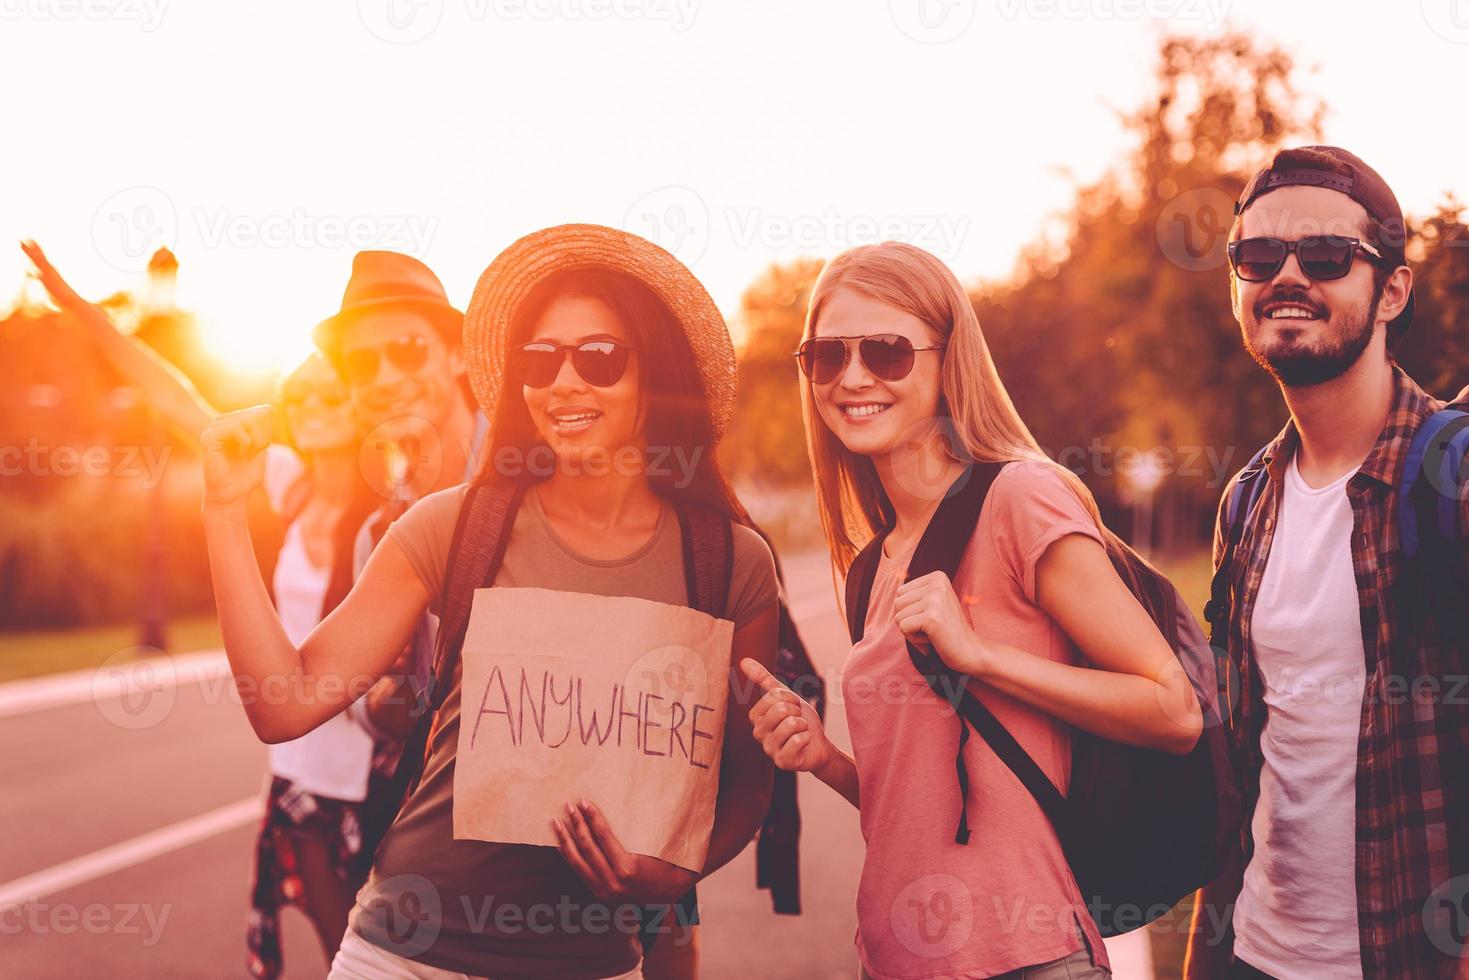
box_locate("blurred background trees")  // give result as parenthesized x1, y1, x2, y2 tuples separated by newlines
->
(4, 29, 1467, 632)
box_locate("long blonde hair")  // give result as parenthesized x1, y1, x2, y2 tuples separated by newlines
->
(799, 241, 1107, 579)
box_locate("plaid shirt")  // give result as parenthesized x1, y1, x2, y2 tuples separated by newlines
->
(1212, 364, 1469, 979)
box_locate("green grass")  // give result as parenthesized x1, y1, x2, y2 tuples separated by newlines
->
(0, 612, 223, 684)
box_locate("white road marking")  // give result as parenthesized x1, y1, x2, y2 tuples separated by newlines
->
(0, 797, 261, 907)
(0, 649, 229, 720)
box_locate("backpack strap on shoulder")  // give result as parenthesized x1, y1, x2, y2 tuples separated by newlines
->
(402, 479, 526, 797)
(1204, 443, 1275, 714)
(677, 504, 734, 620)
(843, 528, 891, 644)
(1398, 405, 1469, 642)
(1399, 407, 1469, 560)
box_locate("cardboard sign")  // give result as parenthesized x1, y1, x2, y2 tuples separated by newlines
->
(453, 587, 734, 872)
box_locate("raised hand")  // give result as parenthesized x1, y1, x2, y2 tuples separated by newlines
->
(20, 240, 97, 319)
(201, 405, 273, 508)
(739, 657, 832, 775)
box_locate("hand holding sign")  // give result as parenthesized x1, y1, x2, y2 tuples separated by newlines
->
(552, 799, 697, 904)
(741, 658, 832, 775)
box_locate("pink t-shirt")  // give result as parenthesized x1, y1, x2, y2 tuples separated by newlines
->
(844, 460, 1111, 980)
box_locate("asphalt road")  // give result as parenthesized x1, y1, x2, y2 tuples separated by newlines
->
(0, 550, 1154, 979)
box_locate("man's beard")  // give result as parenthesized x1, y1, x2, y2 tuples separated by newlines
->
(1243, 288, 1380, 388)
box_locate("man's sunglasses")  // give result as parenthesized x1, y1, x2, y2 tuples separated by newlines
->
(341, 335, 430, 386)
(1227, 236, 1386, 283)
(509, 340, 635, 389)
(793, 334, 945, 385)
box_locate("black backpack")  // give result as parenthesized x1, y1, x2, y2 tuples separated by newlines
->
(844, 461, 1241, 937)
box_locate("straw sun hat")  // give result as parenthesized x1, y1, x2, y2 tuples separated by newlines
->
(462, 224, 738, 440)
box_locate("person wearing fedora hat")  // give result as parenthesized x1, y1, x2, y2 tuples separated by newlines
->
(1186, 146, 1469, 980)
(200, 225, 780, 980)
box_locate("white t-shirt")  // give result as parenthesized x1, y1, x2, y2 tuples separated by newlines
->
(262, 446, 375, 802)
(1234, 454, 1365, 980)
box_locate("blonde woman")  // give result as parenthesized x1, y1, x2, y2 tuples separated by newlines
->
(741, 242, 1202, 980)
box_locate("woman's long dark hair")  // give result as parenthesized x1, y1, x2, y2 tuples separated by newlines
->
(484, 266, 755, 531)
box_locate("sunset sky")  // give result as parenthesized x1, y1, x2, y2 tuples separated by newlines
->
(4, 0, 1467, 375)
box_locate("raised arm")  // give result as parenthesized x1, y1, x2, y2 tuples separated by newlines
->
(22, 240, 216, 447)
(202, 405, 428, 742)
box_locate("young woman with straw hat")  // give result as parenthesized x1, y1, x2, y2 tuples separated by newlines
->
(740, 241, 1204, 980)
(200, 224, 779, 980)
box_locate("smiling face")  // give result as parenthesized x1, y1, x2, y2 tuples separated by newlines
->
(280, 353, 357, 454)
(336, 307, 465, 431)
(808, 286, 947, 459)
(519, 294, 643, 468)
(1233, 185, 1387, 388)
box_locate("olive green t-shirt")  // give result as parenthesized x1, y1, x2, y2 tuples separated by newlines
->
(348, 483, 778, 979)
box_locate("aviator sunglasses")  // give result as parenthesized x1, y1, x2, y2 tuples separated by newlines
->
(509, 340, 636, 388)
(1227, 236, 1387, 283)
(793, 334, 945, 385)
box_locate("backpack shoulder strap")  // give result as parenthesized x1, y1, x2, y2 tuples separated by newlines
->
(432, 480, 526, 695)
(1203, 444, 1272, 651)
(1398, 406, 1469, 562)
(375, 478, 525, 829)
(676, 504, 733, 620)
(844, 530, 890, 644)
(1397, 405, 1469, 643)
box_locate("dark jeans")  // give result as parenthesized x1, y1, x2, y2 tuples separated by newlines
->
(1228, 956, 1279, 980)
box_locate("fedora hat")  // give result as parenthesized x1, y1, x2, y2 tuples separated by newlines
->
(313, 250, 463, 355)
(463, 224, 737, 440)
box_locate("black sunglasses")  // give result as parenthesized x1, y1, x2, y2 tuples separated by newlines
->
(341, 335, 431, 386)
(1227, 236, 1386, 283)
(510, 340, 635, 389)
(793, 334, 945, 385)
